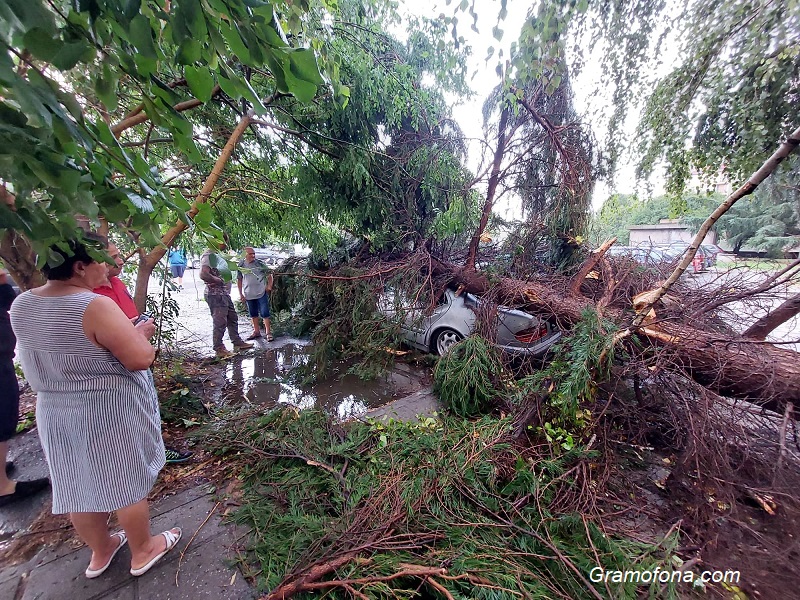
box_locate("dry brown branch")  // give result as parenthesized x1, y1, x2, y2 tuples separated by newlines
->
(691, 257, 800, 319)
(743, 292, 800, 340)
(175, 501, 220, 586)
(632, 124, 800, 328)
(569, 237, 617, 295)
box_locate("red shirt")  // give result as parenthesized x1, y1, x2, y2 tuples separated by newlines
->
(93, 276, 139, 319)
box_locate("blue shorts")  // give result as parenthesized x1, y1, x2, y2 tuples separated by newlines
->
(245, 294, 270, 318)
(170, 264, 186, 277)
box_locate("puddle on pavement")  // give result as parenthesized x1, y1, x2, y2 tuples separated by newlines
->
(225, 340, 425, 420)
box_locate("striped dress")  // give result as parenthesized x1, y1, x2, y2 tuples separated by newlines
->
(10, 291, 165, 514)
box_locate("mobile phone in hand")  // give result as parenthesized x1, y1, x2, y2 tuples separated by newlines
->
(133, 313, 152, 325)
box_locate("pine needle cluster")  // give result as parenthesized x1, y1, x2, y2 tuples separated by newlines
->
(433, 335, 504, 417)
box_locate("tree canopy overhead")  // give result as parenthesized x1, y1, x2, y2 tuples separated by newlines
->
(0, 0, 334, 256)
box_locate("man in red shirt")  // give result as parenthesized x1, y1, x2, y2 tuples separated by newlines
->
(93, 243, 138, 319)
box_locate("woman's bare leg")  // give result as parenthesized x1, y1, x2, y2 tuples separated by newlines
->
(115, 498, 179, 570)
(70, 511, 117, 570)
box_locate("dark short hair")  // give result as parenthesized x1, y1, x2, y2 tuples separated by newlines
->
(42, 233, 108, 281)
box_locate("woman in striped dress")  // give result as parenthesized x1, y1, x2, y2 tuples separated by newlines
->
(10, 237, 181, 578)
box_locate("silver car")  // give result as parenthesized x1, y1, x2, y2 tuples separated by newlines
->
(379, 288, 561, 356)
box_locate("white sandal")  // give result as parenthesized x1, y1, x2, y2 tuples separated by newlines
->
(85, 531, 127, 579)
(129, 528, 182, 577)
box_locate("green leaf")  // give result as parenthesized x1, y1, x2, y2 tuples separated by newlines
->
(22, 28, 64, 62)
(180, 0, 207, 39)
(283, 68, 317, 103)
(5, 0, 57, 37)
(264, 51, 289, 92)
(175, 38, 202, 65)
(52, 41, 96, 71)
(193, 201, 214, 229)
(129, 14, 158, 58)
(220, 20, 252, 64)
(216, 70, 242, 100)
(287, 48, 324, 85)
(142, 96, 166, 126)
(94, 61, 119, 111)
(185, 65, 215, 102)
(123, 188, 154, 212)
(10, 80, 52, 128)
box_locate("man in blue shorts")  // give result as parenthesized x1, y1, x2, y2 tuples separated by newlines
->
(237, 247, 274, 341)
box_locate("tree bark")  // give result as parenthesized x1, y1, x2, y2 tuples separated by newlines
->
(110, 88, 220, 137)
(0, 229, 45, 290)
(742, 292, 800, 341)
(569, 237, 616, 295)
(465, 107, 509, 271)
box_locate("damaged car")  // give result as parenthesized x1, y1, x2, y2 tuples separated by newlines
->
(379, 287, 561, 357)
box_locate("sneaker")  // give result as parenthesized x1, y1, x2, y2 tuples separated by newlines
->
(215, 348, 234, 359)
(0, 478, 50, 507)
(165, 449, 193, 464)
(233, 341, 254, 350)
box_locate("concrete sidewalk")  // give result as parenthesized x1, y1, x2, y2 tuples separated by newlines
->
(0, 484, 255, 600)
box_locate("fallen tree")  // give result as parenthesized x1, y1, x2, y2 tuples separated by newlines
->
(431, 263, 799, 412)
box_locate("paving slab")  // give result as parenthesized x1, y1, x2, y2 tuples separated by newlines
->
(4, 489, 252, 600)
(365, 387, 439, 422)
(20, 546, 132, 600)
(0, 574, 20, 599)
(135, 538, 255, 600)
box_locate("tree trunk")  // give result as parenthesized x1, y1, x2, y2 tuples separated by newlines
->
(631, 124, 800, 328)
(465, 107, 509, 271)
(0, 230, 45, 290)
(742, 292, 800, 341)
(442, 264, 800, 412)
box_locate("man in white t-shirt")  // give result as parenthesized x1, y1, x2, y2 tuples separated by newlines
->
(237, 247, 274, 341)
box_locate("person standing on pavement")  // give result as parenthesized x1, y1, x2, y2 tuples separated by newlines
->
(167, 248, 187, 291)
(237, 247, 274, 342)
(0, 267, 50, 507)
(10, 236, 182, 578)
(200, 239, 254, 358)
(93, 243, 192, 465)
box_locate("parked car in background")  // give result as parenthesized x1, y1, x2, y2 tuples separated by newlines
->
(607, 245, 679, 267)
(664, 242, 707, 271)
(184, 254, 202, 269)
(253, 248, 289, 267)
(378, 287, 561, 357)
